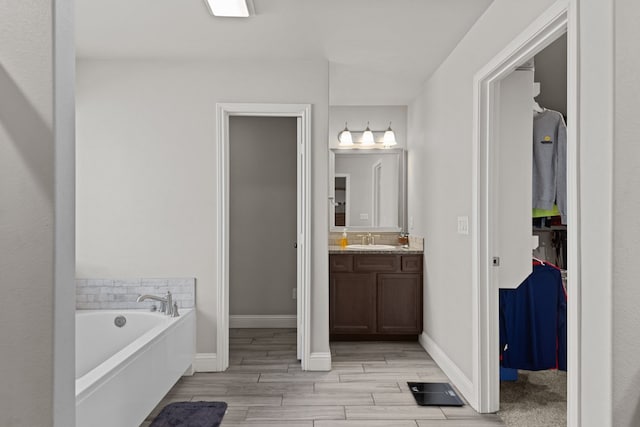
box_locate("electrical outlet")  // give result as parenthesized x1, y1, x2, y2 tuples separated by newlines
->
(292, 288, 296, 300)
(359, 213, 369, 220)
(457, 216, 469, 235)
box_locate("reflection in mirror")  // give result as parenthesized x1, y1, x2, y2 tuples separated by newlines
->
(330, 149, 406, 231)
(334, 175, 348, 226)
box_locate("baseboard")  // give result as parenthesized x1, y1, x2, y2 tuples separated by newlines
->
(193, 353, 218, 372)
(306, 352, 332, 371)
(419, 332, 475, 405)
(229, 315, 296, 328)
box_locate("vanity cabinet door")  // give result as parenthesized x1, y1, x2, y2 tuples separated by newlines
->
(376, 273, 423, 335)
(330, 273, 376, 334)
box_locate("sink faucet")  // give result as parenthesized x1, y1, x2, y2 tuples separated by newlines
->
(356, 233, 381, 246)
(357, 233, 370, 245)
(137, 291, 179, 317)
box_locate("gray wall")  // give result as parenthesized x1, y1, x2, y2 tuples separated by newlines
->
(534, 33, 568, 116)
(229, 116, 297, 316)
(0, 1, 75, 425)
(613, 0, 640, 425)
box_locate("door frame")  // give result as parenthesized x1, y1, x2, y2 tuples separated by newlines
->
(333, 173, 350, 228)
(215, 103, 311, 371)
(471, 0, 580, 424)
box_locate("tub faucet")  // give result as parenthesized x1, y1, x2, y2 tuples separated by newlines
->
(137, 291, 179, 317)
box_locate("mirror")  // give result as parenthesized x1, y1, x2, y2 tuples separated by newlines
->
(329, 148, 406, 231)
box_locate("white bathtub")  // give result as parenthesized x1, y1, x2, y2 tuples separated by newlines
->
(76, 309, 195, 427)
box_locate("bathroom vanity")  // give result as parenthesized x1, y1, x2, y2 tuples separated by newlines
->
(328, 145, 421, 340)
(329, 250, 423, 340)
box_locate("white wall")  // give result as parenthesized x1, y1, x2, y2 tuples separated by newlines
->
(408, 0, 558, 381)
(577, 0, 614, 424)
(76, 59, 329, 356)
(612, 1, 640, 425)
(0, 1, 75, 426)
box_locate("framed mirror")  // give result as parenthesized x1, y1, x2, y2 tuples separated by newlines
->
(329, 148, 407, 232)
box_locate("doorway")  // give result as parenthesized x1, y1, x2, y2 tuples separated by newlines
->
(472, 2, 579, 426)
(228, 115, 297, 332)
(216, 103, 311, 371)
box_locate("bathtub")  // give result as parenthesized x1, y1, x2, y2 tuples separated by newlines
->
(76, 309, 195, 427)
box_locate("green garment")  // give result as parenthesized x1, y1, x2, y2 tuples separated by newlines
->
(532, 204, 560, 218)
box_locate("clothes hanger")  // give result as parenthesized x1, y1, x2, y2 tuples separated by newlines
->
(533, 101, 545, 113)
(532, 256, 546, 265)
(533, 81, 545, 113)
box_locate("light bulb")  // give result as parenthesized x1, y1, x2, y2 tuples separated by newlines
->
(338, 123, 353, 146)
(362, 122, 375, 146)
(383, 123, 397, 147)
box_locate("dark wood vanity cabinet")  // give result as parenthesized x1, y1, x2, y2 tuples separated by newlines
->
(330, 253, 423, 340)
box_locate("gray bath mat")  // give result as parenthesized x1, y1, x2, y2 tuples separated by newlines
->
(150, 401, 227, 427)
(407, 382, 464, 406)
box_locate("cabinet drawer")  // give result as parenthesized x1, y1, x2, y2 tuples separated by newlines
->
(330, 254, 354, 272)
(401, 255, 423, 272)
(354, 255, 399, 272)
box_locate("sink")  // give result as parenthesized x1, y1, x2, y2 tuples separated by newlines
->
(345, 244, 397, 250)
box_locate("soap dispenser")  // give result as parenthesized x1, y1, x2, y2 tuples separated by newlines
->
(340, 228, 349, 249)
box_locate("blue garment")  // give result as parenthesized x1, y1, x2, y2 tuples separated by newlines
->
(499, 264, 567, 371)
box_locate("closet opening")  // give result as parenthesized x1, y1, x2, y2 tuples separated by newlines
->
(497, 33, 568, 427)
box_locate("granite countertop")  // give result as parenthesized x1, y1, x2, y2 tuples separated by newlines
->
(328, 245, 423, 255)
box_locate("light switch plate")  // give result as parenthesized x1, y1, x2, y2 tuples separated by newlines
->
(457, 216, 469, 235)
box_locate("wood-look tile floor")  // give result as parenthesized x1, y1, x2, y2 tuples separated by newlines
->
(141, 329, 505, 427)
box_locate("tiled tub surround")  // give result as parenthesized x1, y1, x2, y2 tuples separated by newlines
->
(76, 278, 195, 310)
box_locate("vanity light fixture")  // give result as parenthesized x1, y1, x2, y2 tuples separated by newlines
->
(205, 0, 252, 17)
(337, 121, 398, 148)
(361, 122, 375, 146)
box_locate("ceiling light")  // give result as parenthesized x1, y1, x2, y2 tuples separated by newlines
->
(361, 122, 375, 146)
(338, 123, 354, 146)
(383, 123, 397, 147)
(205, 0, 251, 17)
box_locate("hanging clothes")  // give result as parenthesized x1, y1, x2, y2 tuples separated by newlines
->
(532, 204, 560, 218)
(499, 262, 567, 371)
(532, 109, 567, 224)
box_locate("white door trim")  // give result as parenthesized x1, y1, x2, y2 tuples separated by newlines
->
(471, 1, 581, 424)
(215, 103, 311, 371)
